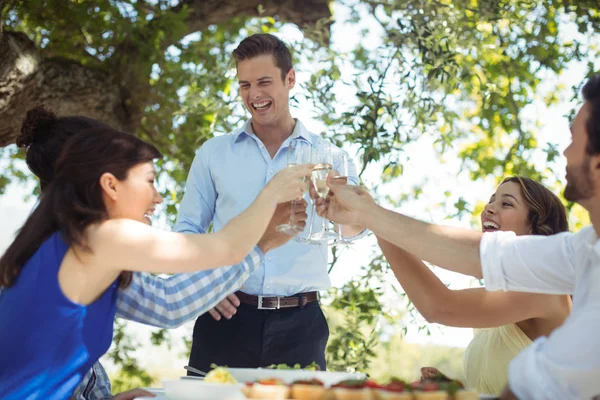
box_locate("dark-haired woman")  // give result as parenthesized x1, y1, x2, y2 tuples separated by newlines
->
(377, 177, 572, 395)
(12, 106, 306, 399)
(0, 115, 310, 399)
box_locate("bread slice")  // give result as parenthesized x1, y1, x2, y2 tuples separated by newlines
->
(291, 383, 327, 400)
(249, 383, 290, 399)
(332, 387, 374, 400)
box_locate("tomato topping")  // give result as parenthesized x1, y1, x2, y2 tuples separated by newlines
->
(384, 382, 407, 392)
(364, 380, 382, 389)
(421, 381, 440, 392)
(331, 379, 367, 389)
(257, 378, 285, 386)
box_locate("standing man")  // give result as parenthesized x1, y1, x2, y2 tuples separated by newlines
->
(176, 33, 365, 373)
(320, 75, 600, 399)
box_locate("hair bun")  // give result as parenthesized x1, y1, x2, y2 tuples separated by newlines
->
(16, 106, 57, 148)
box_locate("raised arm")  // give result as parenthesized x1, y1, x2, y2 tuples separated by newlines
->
(365, 205, 483, 277)
(90, 164, 310, 274)
(115, 247, 263, 328)
(115, 200, 307, 327)
(325, 179, 577, 294)
(378, 238, 569, 328)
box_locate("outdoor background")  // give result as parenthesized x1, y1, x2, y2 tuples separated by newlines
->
(1, 0, 599, 391)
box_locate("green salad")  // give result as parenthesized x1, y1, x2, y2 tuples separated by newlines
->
(265, 361, 321, 371)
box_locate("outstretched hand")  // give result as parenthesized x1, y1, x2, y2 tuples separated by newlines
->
(420, 366, 442, 381)
(316, 173, 375, 227)
(266, 164, 313, 204)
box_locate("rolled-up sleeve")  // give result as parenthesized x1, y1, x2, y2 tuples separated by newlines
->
(480, 230, 577, 295)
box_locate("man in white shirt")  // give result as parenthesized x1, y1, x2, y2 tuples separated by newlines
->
(319, 75, 600, 399)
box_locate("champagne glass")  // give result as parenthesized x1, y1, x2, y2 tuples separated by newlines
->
(331, 152, 352, 247)
(310, 141, 338, 241)
(276, 139, 311, 235)
(295, 140, 324, 245)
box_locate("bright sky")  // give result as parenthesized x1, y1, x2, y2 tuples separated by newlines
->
(0, 0, 595, 381)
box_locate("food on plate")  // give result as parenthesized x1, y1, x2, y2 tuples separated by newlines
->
(203, 365, 238, 384)
(249, 378, 291, 399)
(291, 378, 326, 400)
(201, 365, 476, 400)
(266, 361, 321, 371)
(330, 379, 375, 400)
(411, 378, 470, 400)
(376, 378, 413, 400)
(411, 381, 449, 400)
(242, 383, 253, 397)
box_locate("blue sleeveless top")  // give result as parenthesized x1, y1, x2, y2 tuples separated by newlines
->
(0, 232, 119, 399)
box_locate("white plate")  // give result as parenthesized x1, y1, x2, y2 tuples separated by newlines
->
(226, 367, 366, 387)
(162, 380, 245, 400)
(134, 397, 167, 400)
(133, 388, 165, 400)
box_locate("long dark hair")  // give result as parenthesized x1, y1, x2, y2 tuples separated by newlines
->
(1, 109, 162, 288)
(501, 176, 569, 235)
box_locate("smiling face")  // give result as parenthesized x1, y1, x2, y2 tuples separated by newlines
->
(481, 181, 531, 236)
(237, 54, 296, 129)
(101, 161, 163, 225)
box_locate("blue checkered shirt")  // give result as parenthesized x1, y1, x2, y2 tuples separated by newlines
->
(72, 246, 263, 399)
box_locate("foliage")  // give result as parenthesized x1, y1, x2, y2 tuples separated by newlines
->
(368, 332, 466, 383)
(2, 0, 600, 391)
(324, 251, 399, 372)
(107, 320, 155, 393)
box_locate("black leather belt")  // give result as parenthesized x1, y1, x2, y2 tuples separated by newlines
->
(235, 291, 319, 310)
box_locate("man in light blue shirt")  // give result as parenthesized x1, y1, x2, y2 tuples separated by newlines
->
(175, 33, 365, 372)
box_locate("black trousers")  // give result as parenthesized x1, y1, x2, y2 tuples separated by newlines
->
(187, 301, 329, 375)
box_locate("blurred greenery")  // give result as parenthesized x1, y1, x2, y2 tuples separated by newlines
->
(2, 0, 600, 392)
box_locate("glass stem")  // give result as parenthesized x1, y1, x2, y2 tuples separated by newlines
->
(307, 201, 316, 236)
(320, 196, 328, 233)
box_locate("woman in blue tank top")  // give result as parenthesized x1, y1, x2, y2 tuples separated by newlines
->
(0, 107, 311, 399)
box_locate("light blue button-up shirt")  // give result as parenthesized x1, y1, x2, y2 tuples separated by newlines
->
(174, 119, 362, 296)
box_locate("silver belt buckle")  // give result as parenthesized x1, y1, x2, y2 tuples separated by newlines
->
(257, 295, 280, 310)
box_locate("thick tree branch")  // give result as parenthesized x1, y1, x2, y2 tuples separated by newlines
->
(112, 0, 332, 119)
(0, 31, 127, 147)
(0, 0, 332, 148)
(173, 0, 331, 41)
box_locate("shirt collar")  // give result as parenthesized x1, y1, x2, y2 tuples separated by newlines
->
(233, 119, 315, 145)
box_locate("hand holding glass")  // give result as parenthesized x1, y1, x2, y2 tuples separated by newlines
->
(276, 139, 311, 235)
(310, 142, 339, 241)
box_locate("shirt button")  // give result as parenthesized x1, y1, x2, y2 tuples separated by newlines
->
(269, 169, 274, 174)
(266, 285, 271, 289)
(267, 256, 272, 261)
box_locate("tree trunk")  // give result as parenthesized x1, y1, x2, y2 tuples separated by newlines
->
(0, 31, 131, 147)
